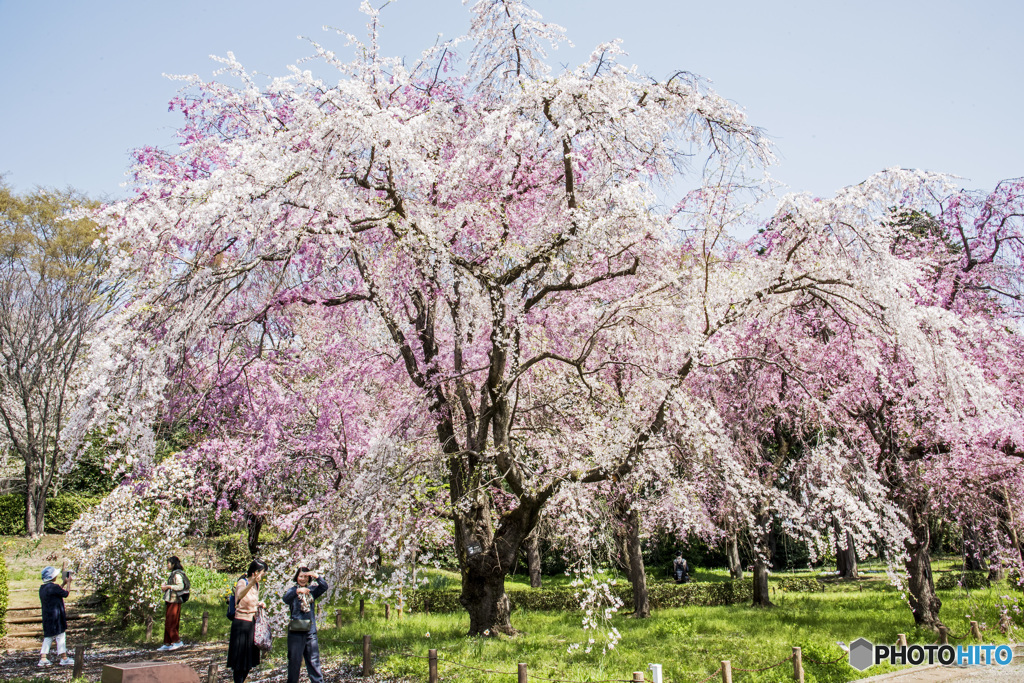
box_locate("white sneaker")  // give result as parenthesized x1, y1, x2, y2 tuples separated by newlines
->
(59, 657, 74, 666)
(38, 659, 52, 667)
(168, 641, 184, 650)
(157, 644, 172, 651)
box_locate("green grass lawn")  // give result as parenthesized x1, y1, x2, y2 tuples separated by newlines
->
(4, 538, 1019, 683)
(103, 567, 1020, 683)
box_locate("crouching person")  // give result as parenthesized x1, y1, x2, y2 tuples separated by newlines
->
(283, 566, 328, 683)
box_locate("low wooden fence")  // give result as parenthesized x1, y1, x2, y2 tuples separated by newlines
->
(66, 611, 996, 683)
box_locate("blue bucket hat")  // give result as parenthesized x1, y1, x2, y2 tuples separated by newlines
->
(41, 566, 59, 582)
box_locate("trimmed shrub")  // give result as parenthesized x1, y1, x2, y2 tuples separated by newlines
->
(936, 571, 990, 590)
(404, 580, 753, 613)
(774, 577, 823, 592)
(45, 495, 102, 533)
(645, 580, 753, 607)
(0, 550, 9, 638)
(0, 495, 21, 535)
(0, 493, 101, 535)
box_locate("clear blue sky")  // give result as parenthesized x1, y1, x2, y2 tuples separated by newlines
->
(1, 0, 1021, 201)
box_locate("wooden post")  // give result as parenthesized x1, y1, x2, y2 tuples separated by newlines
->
(429, 649, 439, 683)
(721, 660, 732, 683)
(385, 603, 390, 620)
(359, 598, 365, 620)
(939, 627, 949, 645)
(897, 633, 907, 648)
(970, 621, 982, 641)
(207, 660, 219, 683)
(362, 634, 372, 676)
(792, 647, 804, 683)
(201, 611, 209, 637)
(632, 672, 644, 683)
(145, 615, 154, 642)
(72, 646, 85, 678)
(518, 662, 528, 683)
(336, 611, 344, 629)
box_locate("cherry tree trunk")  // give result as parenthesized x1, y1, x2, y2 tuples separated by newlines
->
(452, 489, 535, 635)
(526, 531, 542, 588)
(961, 523, 987, 572)
(1011, 526, 1024, 569)
(835, 526, 858, 579)
(726, 533, 743, 580)
(460, 567, 513, 636)
(752, 560, 772, 607)
(624, 507, 650, 618)
(997, 486, 1024, 568)
(905, 506, 943, 630)
(245, 512, 264, 557)
(751, 515, 773, 607)
(24, 459, 46, 537)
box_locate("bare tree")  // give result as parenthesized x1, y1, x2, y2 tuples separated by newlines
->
(0, 184, 112, 535)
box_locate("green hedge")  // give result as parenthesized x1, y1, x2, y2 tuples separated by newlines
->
(774, 577, 824, 592)
(0, 493, 102, 535)
(0, 551, 8, 639)
(936, 571, 990, 591)
(404, 580, 753, 613)
(0, 496, 20, 536)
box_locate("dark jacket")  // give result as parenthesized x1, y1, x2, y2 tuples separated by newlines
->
(282, 577, 328, 635)
(40, 582, 69, 638)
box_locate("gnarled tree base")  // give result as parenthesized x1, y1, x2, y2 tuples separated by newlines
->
(906, 509, 943, 631)
(461, 570, 516, 636)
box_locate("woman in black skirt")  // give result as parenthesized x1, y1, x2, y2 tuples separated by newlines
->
(228, 560, 267, 683)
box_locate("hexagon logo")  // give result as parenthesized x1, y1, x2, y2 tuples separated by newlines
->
(849, 638, 875, 671)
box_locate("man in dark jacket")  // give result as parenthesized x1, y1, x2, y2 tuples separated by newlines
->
(38, 565, 73, 667)
(282, 567, 329, 683)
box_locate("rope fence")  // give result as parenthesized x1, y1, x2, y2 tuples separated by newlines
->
(193, 618, 991, 683)
(680, 667, 723, 683)
(730, 656, 793, 672)
(799, 651, 847, 666)
(315, 616, 995, 683)
(357, 637, 824, 683)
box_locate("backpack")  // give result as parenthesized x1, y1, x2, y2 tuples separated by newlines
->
(226, 576, 247, 619)
(173, 570, 191, 604)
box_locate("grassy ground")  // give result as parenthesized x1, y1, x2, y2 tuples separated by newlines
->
(106, 569, 1022, 683)
(4, 537, 1021, 683)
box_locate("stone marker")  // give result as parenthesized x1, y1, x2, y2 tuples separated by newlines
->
(101, 662, 201, 683)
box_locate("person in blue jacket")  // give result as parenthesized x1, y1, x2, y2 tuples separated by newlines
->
(282, 566, 328, 683)
(38, 565, 73, 667)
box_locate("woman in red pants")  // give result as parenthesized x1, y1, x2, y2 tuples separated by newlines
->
(158, 556, 187, 650)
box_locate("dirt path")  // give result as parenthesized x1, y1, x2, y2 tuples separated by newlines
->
(0, 640, 387, 682)
(1, 535, 402, 681)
